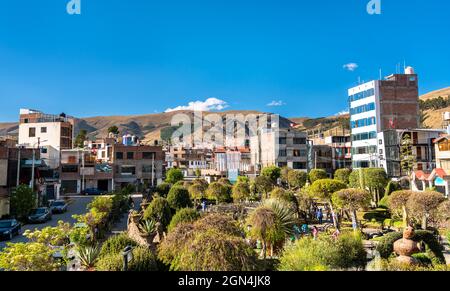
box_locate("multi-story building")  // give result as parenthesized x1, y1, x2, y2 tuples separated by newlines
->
(85, 137, 116, 163)
(113, 144, 164, 190)
(310, 135, 352, 173)
(1, 139, 41, 216)
(250, 128, 309, 172)
(349, 67, 420, 169)
(60, 149, 113, 194)
(18, 109, 74, 169)
(214, 147, 252, 173)
(378, 129, 444, 177)
(165, 146, 213, 176)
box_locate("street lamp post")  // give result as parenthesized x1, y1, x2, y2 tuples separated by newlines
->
(30, 138, 48, 193)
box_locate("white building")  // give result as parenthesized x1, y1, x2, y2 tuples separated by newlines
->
(18, 109, 74, 169)
(349, 69, 420, 169)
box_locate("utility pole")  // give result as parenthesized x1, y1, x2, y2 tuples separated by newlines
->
(151, 153, 155, 187)
(81, 148, 85, 193)
(16, 146, 21, 187)
(31, 138, 40, 191)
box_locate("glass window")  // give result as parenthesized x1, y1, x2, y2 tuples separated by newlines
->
(293, 162, 306, 170)
(127, 152, 134, 159)
(121, 166, 136, 175)
(41, 127, 47, 133)
(142, 152, 155, 159)
(279, 137, 287, 144)
(279, 150, 287, 157)
(293, 138, 306, 144)
(29, 127, 36, 137)
(116, 152, 124, 160)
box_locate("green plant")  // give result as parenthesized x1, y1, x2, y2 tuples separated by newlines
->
(143, 197, 173, 228)
(385, 181, 401, 196)
(261, 166, 281, 184)
(332, 189, 371, 229)
(334, 169, 352, 185)
(139, 220, 157, 236)
(88, 196, 113, 214)
(407, 191, 445, 230)
(96, 247, 158, 271)
(168, 208, 200, 232)
(232, 181, 251, 202)
(158, 215, 258, 271)
(99, 233, 137, 258)
(254, 175, 274, 199)
(308, 169, 328, 184)
(287, 170, 308, 189)
(0, 242, 61, 271)
(278, 232, 367, 271)
(23, 221, 71, 246)
(188, 181, 208, 202)
(10, 184, 37, 221)
(156, 183, 171, 197)
(167, 186, 192, 210)
(165, 168, 184, 184)
(206, 182, 232, 203)
(77, 245, 101, 270)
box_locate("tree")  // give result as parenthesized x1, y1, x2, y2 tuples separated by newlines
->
(388, 190, 413, 227)
(158, 214, 258, 271)
(165, 168, 184, 184)
(280, 166, 291, 185)
(10, 184, 37, 221)
(143, 197, 173, 229)
(308, 169, 327, 184)
(206, 182, 232, 204)
(246, 199, 296, 258)
(332, 189, 371, 230)
(167, 186, 193, 211)
(364, 168, 388, 204)
(188, 181, 207, 204)
(296, 190, 315, 223)
(218, 178, 232, 185)
(287, 170, 307, 189)
(261, 166, 281, 184)
(334, 169, 352, 185)
(74, 129, 87, 148)
(156, 182, 171, 197)
(168, 208, 201, 232)
(254, 175, 274, 199)
(400, 133, 416, 176)
(107, 125, 119, 135)
(308, 179, 347, 229)
(270, 187, 294, 204)
(0, 242, 61, 271)
(232, 181, 251, 202)
(407, 191, 445, 229)
(385, 181, 402, 196)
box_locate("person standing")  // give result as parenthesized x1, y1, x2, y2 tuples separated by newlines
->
(317, 208, 323, 224)
(312, 226, 319, 240)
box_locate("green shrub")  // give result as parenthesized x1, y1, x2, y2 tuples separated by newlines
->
(309, 169, 328, 184)
(206, 182, 232, 203)
(96, 247, 158, 271)
(143, 197, 173, 228)
(165, 168, 184, 184)
(385, 181, 401, 196)
(261, 166, 281, 184)
(378, 195, 389, 209)
(334, 169, 351, 185)
(278, 232, 367, 271)
(362, 210, 390, 222)
(168, 208, 201, 232)
(99, 233, 137, 258)
(156, 183, 171, 197)
(412, 253, 433, 266)
(167, 186, 192, 210)
(376, 230, 445, 264)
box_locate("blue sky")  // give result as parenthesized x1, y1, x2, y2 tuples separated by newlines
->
(1, 0, 449, 122)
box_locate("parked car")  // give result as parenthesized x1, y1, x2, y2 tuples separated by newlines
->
(50, 200, 68, 214)
(28, 207, 52, 224)
(0, 219, 21, 241)
(81, 188, 106, 196)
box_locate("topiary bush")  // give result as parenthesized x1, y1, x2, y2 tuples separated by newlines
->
(168, 208, 201, 232)
(167, 186, 192, 211)
(376, 230, 445, 264)
(99, 233, 138, 258)
(308, 169, 328, 184)
(156, 183, 171, 197)
(143, 197, 173, 229)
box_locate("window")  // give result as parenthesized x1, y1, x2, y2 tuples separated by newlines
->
(62, 165, 78, 173)
(116, 152, 124, 160)
(349, 88, 375, 102)
(351, 131, 377, 142)
(350, 117, 376, 129)
(379, 139, 383, 145)
(293, 150, 301, 157)
(279, 137, 287, 144)
(279, 150, 287, 157)
(350, 103, 375, 115)
(127, 152, 134, 159)
(293, 138, 306, 144)
(142, 152, 155, 159)
(29, 127, 36, 137)
(277, 162, 287, 168)
(41, 127, 47, 133)
(121, 166, 136, 175)
(293, 162, 306, 170)
(438, 140, 450, 152)
(142, 165, 154, 173)
(41, 148, 48, 154)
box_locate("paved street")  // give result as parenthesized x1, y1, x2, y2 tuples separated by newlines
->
(0, 196, 95, 251)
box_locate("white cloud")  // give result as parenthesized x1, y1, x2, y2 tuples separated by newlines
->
(267, 100, 286, 107)
(165, 97, 228, 112)
(335, 110, 349, 116)
(343, 63, 359, 71)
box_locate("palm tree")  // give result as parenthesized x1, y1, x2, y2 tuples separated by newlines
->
(247, 199, 297, 258)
